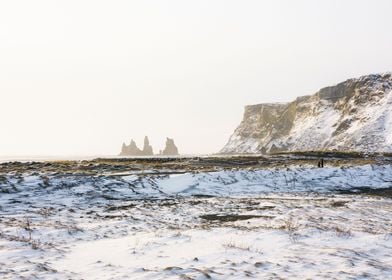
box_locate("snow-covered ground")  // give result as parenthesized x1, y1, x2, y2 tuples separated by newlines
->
(1, 164, 392, 279)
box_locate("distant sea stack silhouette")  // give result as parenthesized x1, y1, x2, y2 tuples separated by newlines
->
(142, 136, 154, 156)
(120, 139, 143, 156)
(119, 137, 179, 156)
(161, 138, 179, 156)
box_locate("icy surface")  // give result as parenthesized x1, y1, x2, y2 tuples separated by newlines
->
(0, 164, 392, 279)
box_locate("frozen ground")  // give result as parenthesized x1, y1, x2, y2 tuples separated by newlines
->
(0, 160, 392, 279)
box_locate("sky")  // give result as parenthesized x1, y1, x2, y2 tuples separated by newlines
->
(0, 0, 391, 156)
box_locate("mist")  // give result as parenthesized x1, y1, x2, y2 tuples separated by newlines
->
(1, 0, 391, 156)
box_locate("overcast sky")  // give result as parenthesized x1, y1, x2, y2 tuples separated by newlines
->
(0, 0, 391, 156)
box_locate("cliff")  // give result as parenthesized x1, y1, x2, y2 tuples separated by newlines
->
(221, 73, 392, 154)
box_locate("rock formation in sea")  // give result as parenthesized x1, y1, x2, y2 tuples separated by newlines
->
(142, 136, 154, 156)
(161, 138, 179, 156)
(120, 137, 179, 156)
(120, 139, 143, 156)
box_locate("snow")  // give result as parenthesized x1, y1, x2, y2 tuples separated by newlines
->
(279, 102, 341, 151)
(383, 89, 392, 145)
(156, 165, 392, 196)
(1, 164, 392, 279)
(53, 228, 392, 280)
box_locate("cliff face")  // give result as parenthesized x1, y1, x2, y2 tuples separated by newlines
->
(221, 73, 392, 154)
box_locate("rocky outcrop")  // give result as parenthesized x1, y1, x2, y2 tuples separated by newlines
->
(221, 73, 392, 154)
(120, 137, 179, 156)
(120, 139, 142, 156)
(142, 136, 154, 156)
(161, 138, 179, 156)
(120, 137, 153, 156)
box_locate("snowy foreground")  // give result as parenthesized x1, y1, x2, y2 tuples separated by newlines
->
(1, 164, 392, 279)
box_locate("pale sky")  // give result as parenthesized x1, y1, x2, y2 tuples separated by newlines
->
(1, 0, 391, 156)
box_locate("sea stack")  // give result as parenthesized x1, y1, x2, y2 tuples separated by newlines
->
(142, 136, 154, 156)
(162, 138, 179, 156)
(120, 137, 179, 156)
(120, 139, 143, 156)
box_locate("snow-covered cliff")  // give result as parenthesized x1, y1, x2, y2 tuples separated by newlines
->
(221, 73, 392, 154)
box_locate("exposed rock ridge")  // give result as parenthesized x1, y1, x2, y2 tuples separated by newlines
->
(221, 73, 392, 154)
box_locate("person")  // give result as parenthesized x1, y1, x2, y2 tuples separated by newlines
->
(317, 158, 324, 168)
